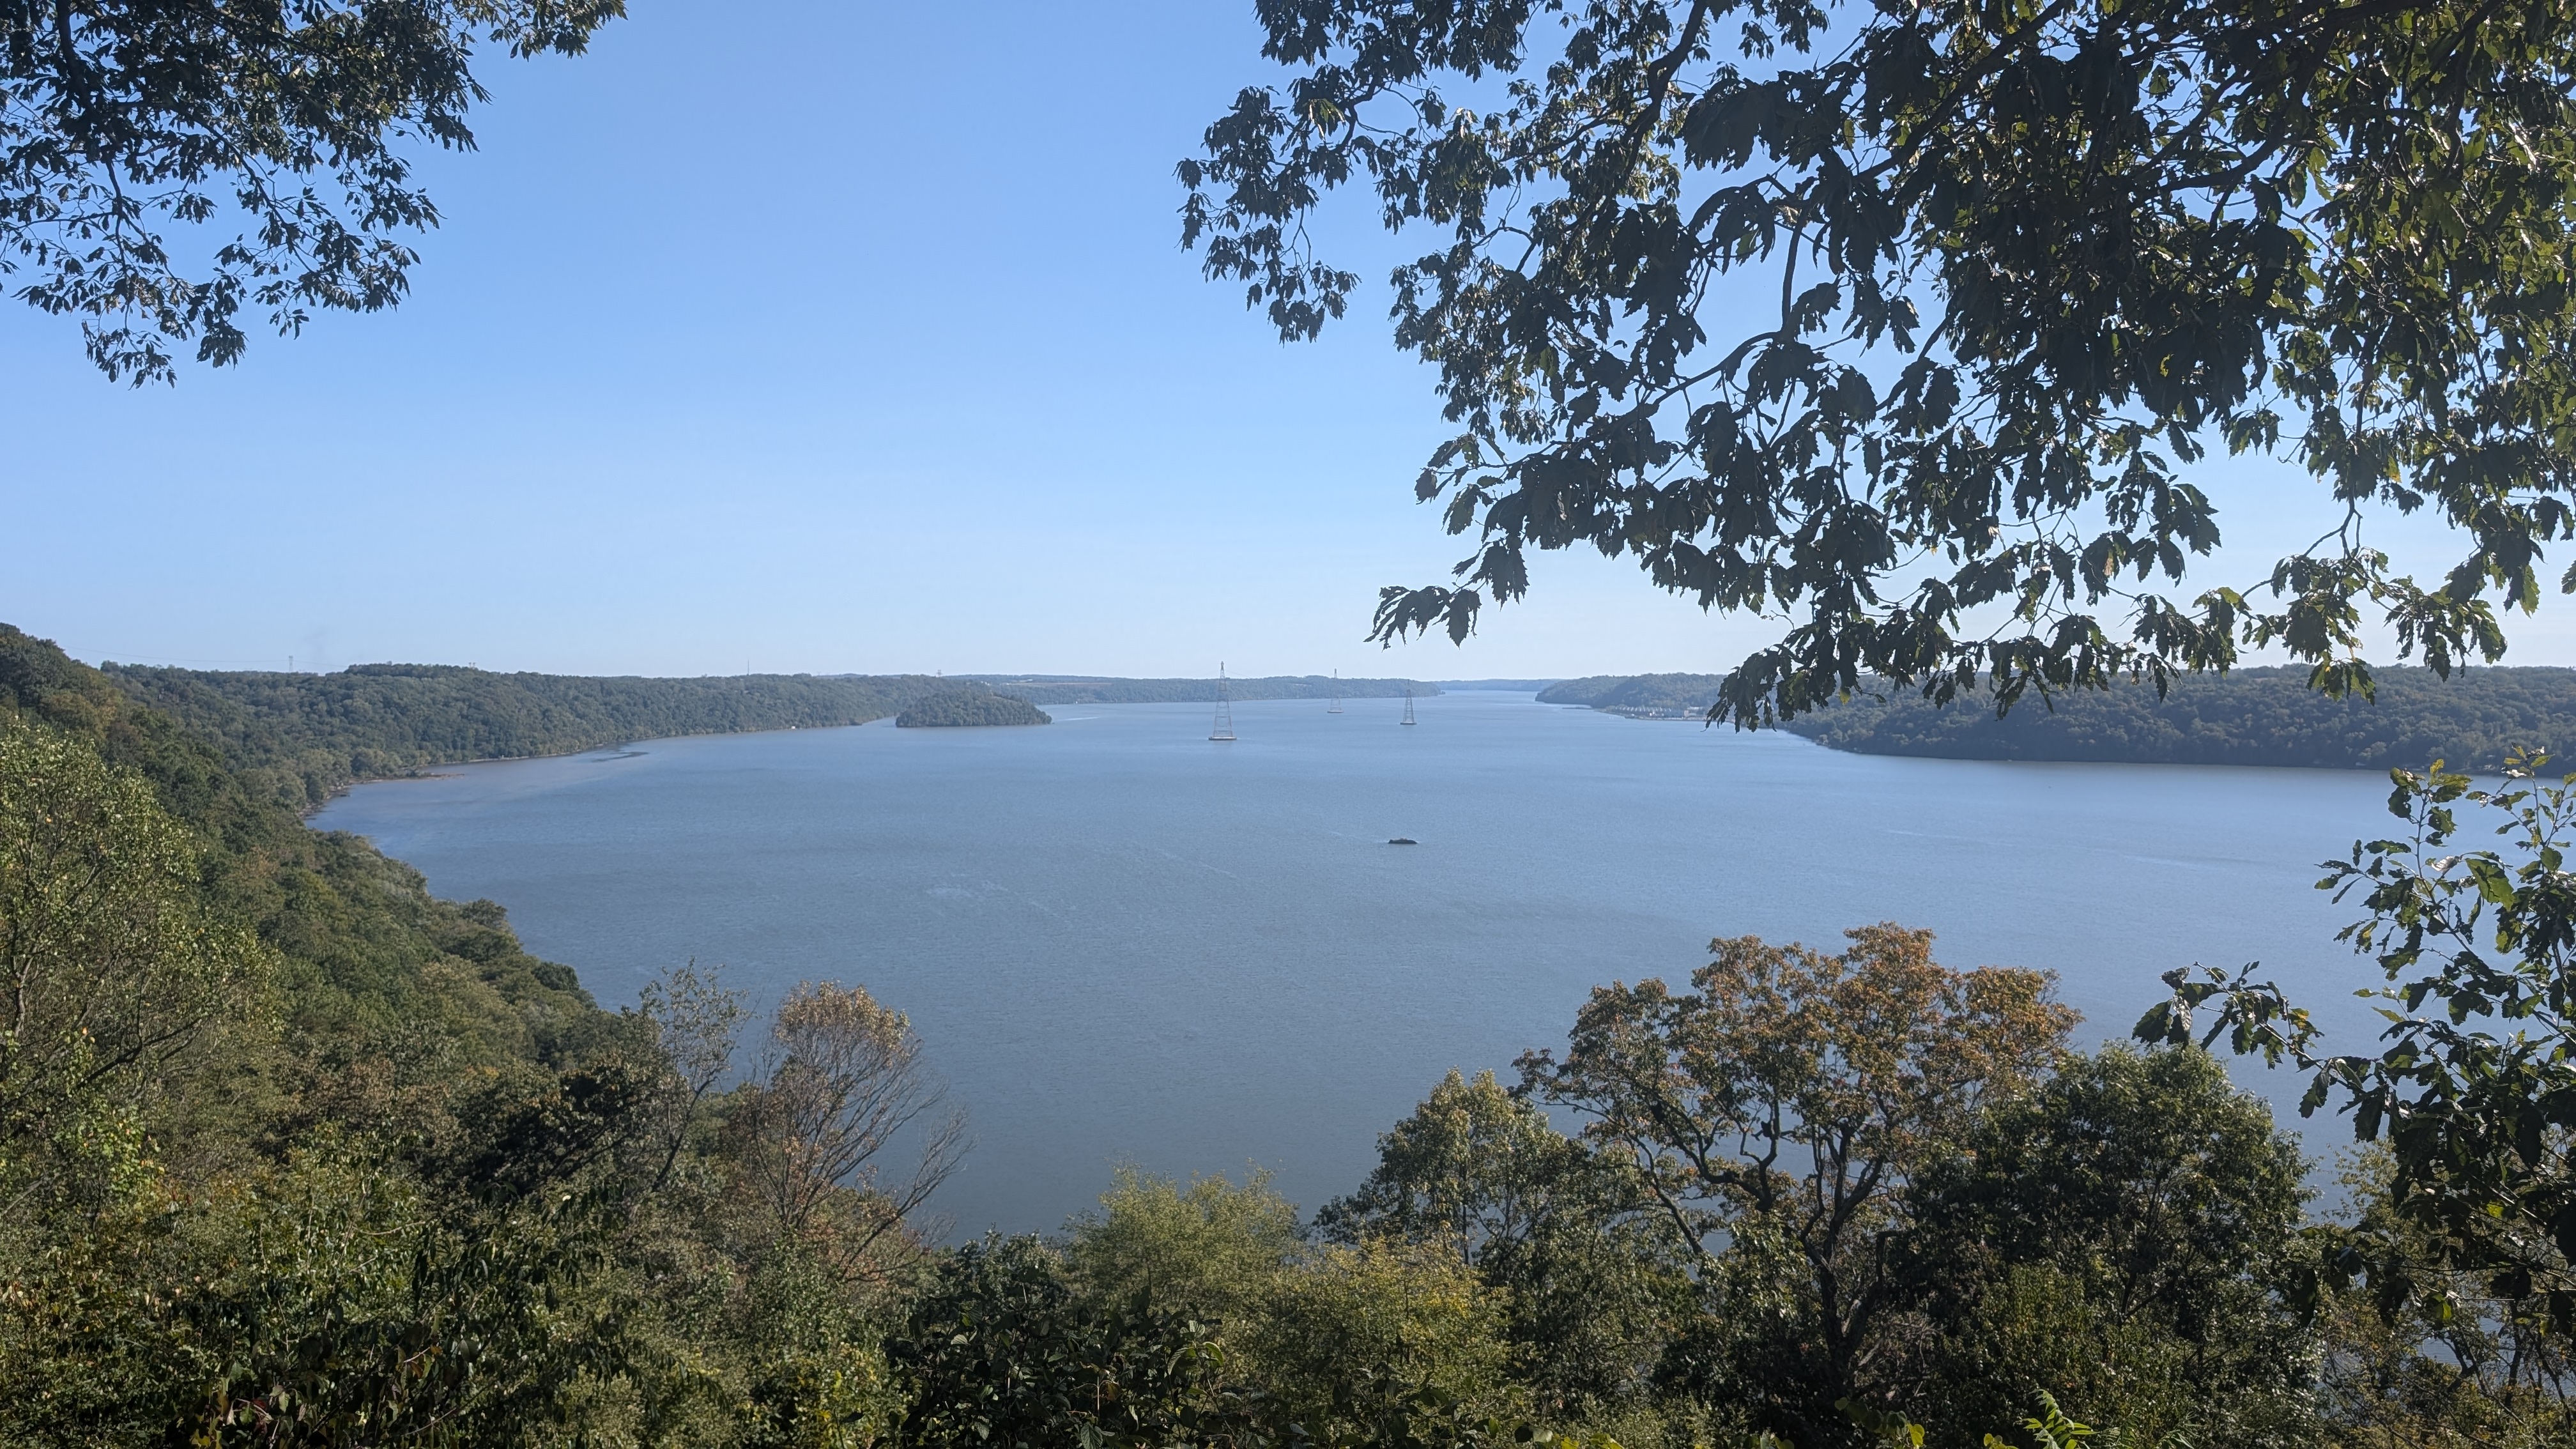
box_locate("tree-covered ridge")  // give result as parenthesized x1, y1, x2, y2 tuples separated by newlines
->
(895, 689, 1052, 728)
(1537, 675, 1729, 717)
(963, 675, 1436, 704)
(100, 662, 940, 809)
(1545, 667, 2576, 772)
(1, 621, 592, 1046)
(1781, 667, 2576, 772)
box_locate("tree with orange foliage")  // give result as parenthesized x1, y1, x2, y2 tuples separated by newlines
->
(1517, 923, 2076, 1444)
(731, 980, 969, 1284)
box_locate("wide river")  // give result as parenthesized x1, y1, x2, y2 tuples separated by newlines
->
(315, 691, 2402, 1233)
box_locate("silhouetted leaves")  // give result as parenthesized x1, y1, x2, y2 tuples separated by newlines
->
(0, 1, 624, 382)
(1187, 0, 2576, 721)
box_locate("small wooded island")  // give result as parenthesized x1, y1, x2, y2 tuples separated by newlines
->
(894, 686, 1051, 728)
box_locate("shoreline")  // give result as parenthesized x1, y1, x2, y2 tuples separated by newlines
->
(296, 713, 898, 815)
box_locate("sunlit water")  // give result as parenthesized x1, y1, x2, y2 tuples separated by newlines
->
(314, 691, 2405, 1232)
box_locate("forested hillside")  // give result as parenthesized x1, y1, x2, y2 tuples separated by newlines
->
(963, 675, 1434, 703)
(0, 622, 962, 1443)
(101, 662, 942, 808)
(3, 628, 602, 1054)
(1547, 667, 2576, 772)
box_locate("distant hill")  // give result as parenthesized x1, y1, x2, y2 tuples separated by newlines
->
(1544, 666, 2576, 771)
(896, 687, 1052, 728)
(1538, 673, 1726, 716)
(1435, 678, 1562, 691)
(960, 674, 1434, 703)
(101, 663, 939, 809)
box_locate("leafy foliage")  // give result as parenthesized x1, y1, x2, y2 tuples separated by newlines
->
(0, 626, 962, 1448)
(2143, 751, 2576, 1333)
(0, 0, 623, 382)
(1186, 0, 2576, 719)
(891, 1234, 1262, 1449)
(2315, 1147, 2576, 1448)
(1069, 1167, 1304, 1328)
(1248, 1236, 1523, 1445)
(0, 714, 275, 1213)
(1905, 1046, 2317, 1447)
(1317, 1069, 1687, 1421)
(1517, 924, 2075, 1442)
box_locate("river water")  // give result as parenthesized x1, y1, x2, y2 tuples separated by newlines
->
(313, 691, 2404, 1232)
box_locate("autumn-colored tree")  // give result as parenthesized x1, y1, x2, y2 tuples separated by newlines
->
(1518, 923, 2074, 1443)
(732, 980, 967, 1280)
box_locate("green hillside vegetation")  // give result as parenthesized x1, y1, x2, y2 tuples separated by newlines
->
(8, 615, 2571, 1446)
(963, 674, 1434, 703)
(895, 687, 1052, 727)
(100, 663, 940, 809)
(1, 628, 603, 1082)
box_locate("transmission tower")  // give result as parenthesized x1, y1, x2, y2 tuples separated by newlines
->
(1210, 662, 1236, 742)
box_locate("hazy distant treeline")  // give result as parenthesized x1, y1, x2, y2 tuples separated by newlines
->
(102, 662, 940, 808)
(1545, 666, 2576, 772)
(963, 674, 1437, 704)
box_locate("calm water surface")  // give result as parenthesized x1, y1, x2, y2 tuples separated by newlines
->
(314, 691, 2401, 1232)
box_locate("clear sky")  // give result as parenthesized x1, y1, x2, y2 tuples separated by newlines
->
(9, 1, 2573, 679)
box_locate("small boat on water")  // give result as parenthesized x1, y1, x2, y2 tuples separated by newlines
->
(1388, 837, 1418, 845)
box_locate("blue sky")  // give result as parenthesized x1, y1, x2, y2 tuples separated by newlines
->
(8, 1, 2572, 679)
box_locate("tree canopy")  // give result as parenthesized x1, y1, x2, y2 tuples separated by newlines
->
(1184, 0, 2576, 721)
(2, 1, 622, 383)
